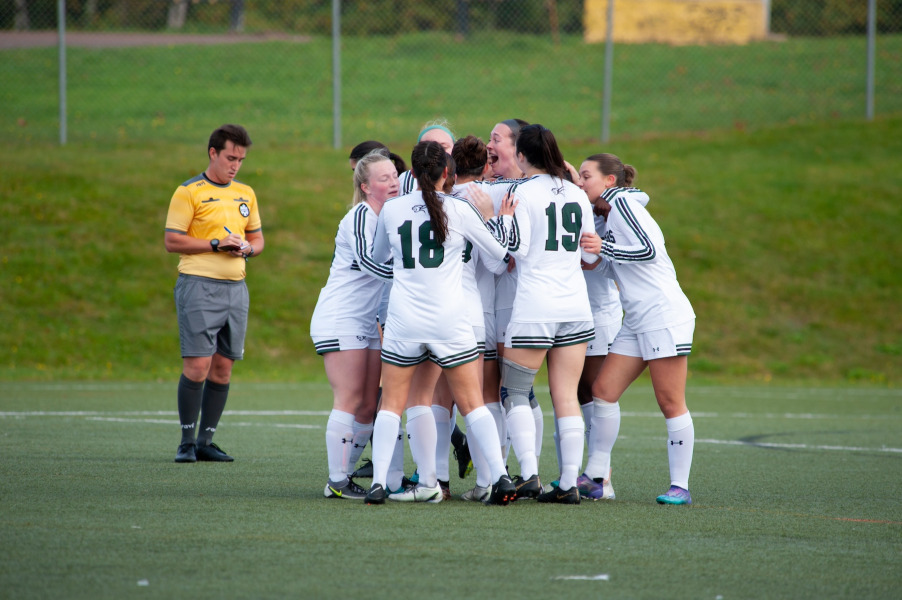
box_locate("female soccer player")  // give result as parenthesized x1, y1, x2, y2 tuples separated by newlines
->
(500, 124, 599, 504)
(310, 150, 398, 500)
(362, 141, 517, 506)
(578, 153, 697, 506)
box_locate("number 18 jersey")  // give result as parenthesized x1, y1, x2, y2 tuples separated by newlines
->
(369, 191, 509, 344)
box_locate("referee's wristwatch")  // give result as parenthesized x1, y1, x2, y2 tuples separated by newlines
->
(210, 238, 220, 253)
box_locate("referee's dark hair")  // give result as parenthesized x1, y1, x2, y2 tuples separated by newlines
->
(516, 124, 570, 182)
(209, 124, 252, 153)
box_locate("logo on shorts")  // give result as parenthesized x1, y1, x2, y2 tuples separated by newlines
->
(356, 336, 366, 341)
(238, 203, 250, 218)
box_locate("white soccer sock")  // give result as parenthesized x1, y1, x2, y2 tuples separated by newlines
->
(465, 405, 507, 483)
(584, 398, 620, 481)
(486, 401, 508, 464)
(371, 410, 401, 489)
(467, 426, 493, 488)
(387, 424, 406, 492)
(666, 412, 694, 490)
(532, 400, 544, 457)
(431, 405, 452, 482)
(325, 409, 355, 483)
(406, 405, 438, 488)
(557, 415, 585, 491)
(347, 420, 373, 476)
(507, 404, 538, 478)
(580, 402, 593, 445)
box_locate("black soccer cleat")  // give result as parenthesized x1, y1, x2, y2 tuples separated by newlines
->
(512, 474, 542, 500)
(365, 483, 387, 505)
(484, 474, 516, 506)
(537, 483, 581, 505)
(174, 442, 196, 463)
(451, 424, 473, 479)
(351, 458, 373, 478)
(195, 442, 234, 462)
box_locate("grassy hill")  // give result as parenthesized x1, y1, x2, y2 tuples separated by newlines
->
(2, 115, 900, 384)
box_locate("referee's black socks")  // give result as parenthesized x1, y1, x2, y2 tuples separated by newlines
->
(197, 380, 230, 446)
(177, 374, 204, 444)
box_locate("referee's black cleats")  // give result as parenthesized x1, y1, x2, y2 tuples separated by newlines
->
(174, 442, 196, 463)
(512, 474, 542, 500)
(365, 483, 387, 505)
(195, 442, 234, 462)
(484, 474, 516, 506)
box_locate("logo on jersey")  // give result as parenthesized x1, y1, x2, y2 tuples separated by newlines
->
(551, 185, 565, 195)
(412, 204, 428, 213)
(238, 203, 250, 217)
(602, 230, 616, 244)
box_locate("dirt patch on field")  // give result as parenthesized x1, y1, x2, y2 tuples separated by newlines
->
(0, 31, 311, 49)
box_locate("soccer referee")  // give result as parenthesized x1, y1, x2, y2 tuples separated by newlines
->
(163, 124, 264, 463)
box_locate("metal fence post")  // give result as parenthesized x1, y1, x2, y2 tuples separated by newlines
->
(601, 0, 614, 143)
(57, 0, 67, 145)
(332, 0, 341, 150)
(867, 0, 876, 121)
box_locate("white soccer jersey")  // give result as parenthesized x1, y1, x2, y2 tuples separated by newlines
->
(309, 202, 392, 337)
(370, 190, 509, 343)
(398, 170, 417, 195)
(449, 183, 508, 327)
(596, 187, 695, 332)
(506, 174, 596, 323)
(584, 212, 623, 328)
(471, 178, 524, 312)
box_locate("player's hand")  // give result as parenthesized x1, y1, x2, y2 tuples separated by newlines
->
(506, 255, 517, 273)
(498, 191, 518, 217)
(467, 184, 495, 220)
(580, 232, 602, 255)
(593, 198, 612, 219)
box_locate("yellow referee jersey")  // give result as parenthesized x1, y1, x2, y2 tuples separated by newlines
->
(165, 173, 262, 281)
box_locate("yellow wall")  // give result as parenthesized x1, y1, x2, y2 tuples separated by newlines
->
(584, 0, 767, 45)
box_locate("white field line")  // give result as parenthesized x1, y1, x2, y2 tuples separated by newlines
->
(695, 437, 902, 453)
(553, 574, 610, 581)
(1, 410, 896, 420)
(85, 417, 319, 429)
(2, 410, 899, 453)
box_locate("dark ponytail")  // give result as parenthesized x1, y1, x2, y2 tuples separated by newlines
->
(585, 153, 637, 187)
(411, 141, 449, 245)
(515, 124, 570, 182)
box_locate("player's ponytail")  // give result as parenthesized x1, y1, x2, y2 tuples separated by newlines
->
(411, 141, 449, 245)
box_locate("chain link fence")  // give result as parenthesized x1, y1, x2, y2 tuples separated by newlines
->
(2, 0, 901, 147)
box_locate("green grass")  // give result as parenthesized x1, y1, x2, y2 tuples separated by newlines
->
(1, 382, 900, 599)
(2, 33, 901, 146)
(2, 115, 901, 384)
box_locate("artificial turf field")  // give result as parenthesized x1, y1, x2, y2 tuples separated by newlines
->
(1, 382, 899, 599)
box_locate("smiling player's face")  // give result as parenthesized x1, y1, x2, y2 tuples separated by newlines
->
(207, 140, 247, 185)
(487, 123, 519, 179)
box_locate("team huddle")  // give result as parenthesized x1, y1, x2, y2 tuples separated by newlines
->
(310, 119, 697, 506)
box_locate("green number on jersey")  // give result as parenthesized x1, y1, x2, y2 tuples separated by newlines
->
(398, 220, 445, 268)
(544, 201, 583, 251)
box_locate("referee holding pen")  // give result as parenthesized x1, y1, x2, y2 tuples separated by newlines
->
(164, 124, 264, 463)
